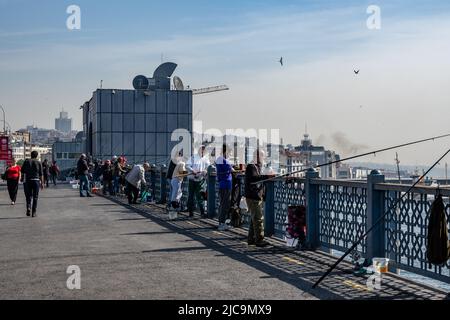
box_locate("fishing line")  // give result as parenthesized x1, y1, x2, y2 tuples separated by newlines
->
(312, 147, 450, 289)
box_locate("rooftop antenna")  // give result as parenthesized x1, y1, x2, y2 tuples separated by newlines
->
(100, 80, 103, 89)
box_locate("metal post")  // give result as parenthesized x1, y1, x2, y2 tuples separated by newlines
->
(0, 105, 5, 134)
(305, 168, 320, 249)
(264, 180, 275, 237)
(366, 170, 386, 259)
(160, 165, 167, 204)
(207, 165, 216, 218)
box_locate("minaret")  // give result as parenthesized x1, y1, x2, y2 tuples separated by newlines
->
(301, 123, 312, 149)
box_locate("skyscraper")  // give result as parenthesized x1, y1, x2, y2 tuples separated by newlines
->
(55, 110, 72, 133)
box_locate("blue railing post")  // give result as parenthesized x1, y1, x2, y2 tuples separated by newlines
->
(207, 165, 216, 218)
(160, 165, 167, 204)
(264, 181, 275, 237)
(305, 168, 320, 249)
(366, 170, 386, 259)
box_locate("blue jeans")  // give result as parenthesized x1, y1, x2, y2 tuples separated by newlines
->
(79, 174, 91, 196)
(113, 176, 120, 195)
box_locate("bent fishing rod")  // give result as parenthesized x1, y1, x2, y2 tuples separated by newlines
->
(252, 133, 450, 185)
(312, 146, 450, 289)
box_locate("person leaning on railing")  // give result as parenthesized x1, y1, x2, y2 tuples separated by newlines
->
(244, 149, 275, 247)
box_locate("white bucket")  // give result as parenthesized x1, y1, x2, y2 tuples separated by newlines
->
(285, 237, 298, 248)
(373, 258, 390, 273)
(168, 211, 178, 220)
(72, 184, 79, 190)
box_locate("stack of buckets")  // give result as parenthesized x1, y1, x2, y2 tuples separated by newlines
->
(372, 258, 390, 273)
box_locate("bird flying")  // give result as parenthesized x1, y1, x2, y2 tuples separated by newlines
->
(279, 57, 283, 66)
(354, 70, 360, 74)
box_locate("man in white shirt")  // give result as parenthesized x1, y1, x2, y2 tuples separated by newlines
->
(125, 163, 150, 204)
(186, 145, 210, 218)
(170, 154, 187, 210)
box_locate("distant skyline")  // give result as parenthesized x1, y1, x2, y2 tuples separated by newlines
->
(1, 0, 450, 165)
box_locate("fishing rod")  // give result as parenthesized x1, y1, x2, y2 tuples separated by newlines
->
(252, 133, 450, 185)
(312, 146, 450, 289)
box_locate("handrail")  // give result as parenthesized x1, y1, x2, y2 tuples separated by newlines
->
(374, 183, 450, 196)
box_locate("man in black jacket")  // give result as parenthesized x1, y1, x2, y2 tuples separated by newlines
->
(21, 151, 43, 217)
(245, 149, 274, 247)
(77, 154, 92, 197)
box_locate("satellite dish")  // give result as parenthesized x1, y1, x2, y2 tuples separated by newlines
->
(153, 62, 177, 78)
(173, 76, 184, 91)
(133, 75, 149, 90)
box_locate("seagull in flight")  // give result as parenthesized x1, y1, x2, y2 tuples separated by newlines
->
(354, 69, 360, 75)
(279, 57, 283, 66)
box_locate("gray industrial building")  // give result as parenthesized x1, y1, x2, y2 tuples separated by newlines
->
(81, 63, 193, 165)
(52, 132, 84, 171)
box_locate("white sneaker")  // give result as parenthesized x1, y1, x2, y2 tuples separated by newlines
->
(11, 201, 15, 205)
(218, 224, 227, 231)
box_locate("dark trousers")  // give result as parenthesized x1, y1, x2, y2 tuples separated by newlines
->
(187, 179, 206, 215)
(127, 182, 139, 204)
(218, 188, 232, 224)
(51, 174, 57, 185)
(24, 180, 40, 212)
(103, 179, 113, 195)
(43, 174, 49, 187)
(7, 179, 19, 202)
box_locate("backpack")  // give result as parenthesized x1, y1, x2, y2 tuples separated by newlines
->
(49, 164, 57, 175)
(426, 195, 450, 266)
(286, 205, 307, 245)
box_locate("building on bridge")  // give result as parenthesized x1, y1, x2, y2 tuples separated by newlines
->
(81, 63, 193, 165)
(52, 131, 84, 171)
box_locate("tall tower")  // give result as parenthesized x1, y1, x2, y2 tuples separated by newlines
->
(55, 109, 72, 133)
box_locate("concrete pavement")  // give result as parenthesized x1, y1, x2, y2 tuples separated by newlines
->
(0, 185, 317, 300)
(0, 184, 446, 300)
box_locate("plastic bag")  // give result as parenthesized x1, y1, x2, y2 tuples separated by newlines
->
(239, 197, 248, 212)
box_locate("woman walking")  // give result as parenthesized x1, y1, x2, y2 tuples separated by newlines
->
(5, 159, 21, 205)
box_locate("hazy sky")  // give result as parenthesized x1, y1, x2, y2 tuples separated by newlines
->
(1, 0, 450, 166)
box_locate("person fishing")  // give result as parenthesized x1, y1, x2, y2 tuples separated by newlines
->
(245, 149, 275, 247)
(186, 145, 210, 218)
(112, 156, 126, 196)
(216, 144, 236, 231)
(169, 151, 187, 211)
(20, 151, 43, 217)
(3, 159, 21, 205)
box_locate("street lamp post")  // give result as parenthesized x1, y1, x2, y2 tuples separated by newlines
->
(0, 105, 5, 134)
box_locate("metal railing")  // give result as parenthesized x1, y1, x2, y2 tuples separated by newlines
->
(149, 165, 450, 282)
